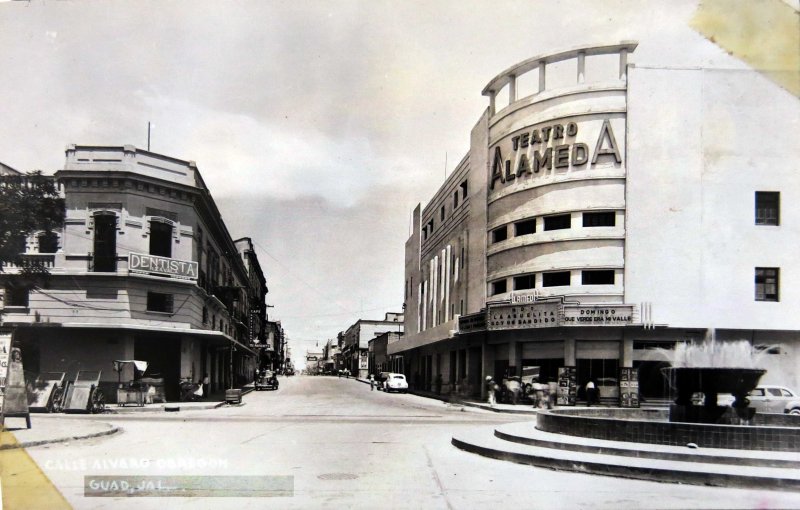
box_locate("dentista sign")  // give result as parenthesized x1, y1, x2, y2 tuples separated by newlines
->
(129, 252, 198, 280)
(490, 117, 623, 191)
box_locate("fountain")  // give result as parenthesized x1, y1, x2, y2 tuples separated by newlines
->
(661, 341, 766, 424)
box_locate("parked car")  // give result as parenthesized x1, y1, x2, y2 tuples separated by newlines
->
(596, 377, 619, 400)
(383, 373, 408, 393)
(746, 385, 800, 414)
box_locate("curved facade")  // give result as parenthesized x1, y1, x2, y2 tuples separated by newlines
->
(397, 41, 800, 402)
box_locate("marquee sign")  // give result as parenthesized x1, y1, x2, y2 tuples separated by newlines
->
(487, 302, 560, 330)
(561, 304, 635, 326)
(129, 252, 198, 280)
(482, 301, 637, 331)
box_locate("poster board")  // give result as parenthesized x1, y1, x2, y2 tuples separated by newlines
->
(556, 366, 577, 406)
(619, 367, 640, 408)
(0, 332, 10, 422)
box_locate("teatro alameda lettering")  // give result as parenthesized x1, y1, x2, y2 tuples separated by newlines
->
(490, 117, 623, 191)
(129, 252, 199, 280)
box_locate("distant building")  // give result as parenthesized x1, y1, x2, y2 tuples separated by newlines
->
(0, 161, 22, 176)
(368, 331, 402, 376)
(341, 312, 404, 379)
(398, 41, 800, 402)
(0, 145, 268, 401)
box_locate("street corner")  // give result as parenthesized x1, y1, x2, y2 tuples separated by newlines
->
(1, 416, 121, 451)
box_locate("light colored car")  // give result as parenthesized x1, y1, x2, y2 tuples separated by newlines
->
(383, 373, 408, 393)
(596, 377, 619, 400)
(747, 385, 800, 414)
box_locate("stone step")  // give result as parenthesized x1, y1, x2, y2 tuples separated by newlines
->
(494, 421, 800, 469)
(452, 426, 800, 491)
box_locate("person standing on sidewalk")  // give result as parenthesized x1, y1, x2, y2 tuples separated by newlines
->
(369, 373, 375, 391)
(486, 376, 497, 407)
(202, 373, 210, 399)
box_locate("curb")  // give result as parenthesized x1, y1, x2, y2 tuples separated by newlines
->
(451, 435, 800, 492)
(104, 387, 254, 413)
(1, 423, 121, 451)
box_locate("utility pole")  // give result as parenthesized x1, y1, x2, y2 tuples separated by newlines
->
(147, 122, 152, 151)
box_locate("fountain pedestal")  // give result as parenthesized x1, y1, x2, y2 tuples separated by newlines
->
(662, 367, 765, 424)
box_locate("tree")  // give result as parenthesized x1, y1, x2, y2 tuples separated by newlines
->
(0, 170, 65, 275)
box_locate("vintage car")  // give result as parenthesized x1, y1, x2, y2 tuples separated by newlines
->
(383, 373, 408, 393)
(255, 370, 279, 391)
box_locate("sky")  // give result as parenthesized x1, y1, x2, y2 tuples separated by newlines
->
(0, 0, 790, 360)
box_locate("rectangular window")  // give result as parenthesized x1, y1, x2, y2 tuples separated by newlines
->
(513, 274, 536, 290)
(514, 219, 536, 236)
(453, 190, 459, 209)
(755, 267, 779, 301)
(582, 270, 615, 285)
(542, 271, 571, 287)
(755, 192, 779, 225)
(491, 279, 507, 295)
(147, 292, 174, 313)
(93, 214, 117, 272)
(491, 226, 508, 243)
(460, 180, 468, 200)
(440, 206, 445, 222)
(583, 211, 616, 227)
(37, 232, 59, 253)
(5, 285, 29, 307)
(149, 220, 173, 257)
(544, 214, 571, 231)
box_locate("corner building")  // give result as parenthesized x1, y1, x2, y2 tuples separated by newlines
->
(395, 42, 800, 402)
(0, 145, 264, 401)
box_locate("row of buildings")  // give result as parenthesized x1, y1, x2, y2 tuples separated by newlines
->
(394, 41, 799, 404)
(316, 312, 404, 379)
(1, 145, 287, 402)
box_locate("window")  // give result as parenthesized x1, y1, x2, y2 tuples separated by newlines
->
(453, 190, 459, 209)
(460, 180, 468, 200)
(491, 226, 508, 243)
(38, 232, 59, 253)
(755, 192, 779, 225)
(5, 284, 29, 307)
(515, 219, 536, 236)
(583, 211, 615, 227)
(440, 206, 445, 222)
(582, 270, 615, 285)
(544, 214, 571, 231)
(491, 279, 507, 295)
(146, 292, 174, 313)
(542, 271, 571, 287)
(149, 219, 173, 257)
(92, 213, 117, 272)
(755, 267, 779, 301)
(514, 274, 536, 290)
(202, 306, 208, 324)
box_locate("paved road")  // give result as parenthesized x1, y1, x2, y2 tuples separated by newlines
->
(17, 376, 800, 509)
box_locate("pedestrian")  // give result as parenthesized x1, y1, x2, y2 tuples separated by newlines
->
(369, 373, 375, 391)
(435, 373, 443, 395)
(202, 373, 210, 399)
(486, 375, 497, 407)
(585, 379, 597, 407)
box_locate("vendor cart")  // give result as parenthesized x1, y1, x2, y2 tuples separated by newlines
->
(27, 372, 66, 413)
(113, 360, 148, 407)
(63, 370, 105, 413)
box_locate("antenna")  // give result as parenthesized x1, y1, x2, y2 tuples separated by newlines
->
(147, 122, 152, 151)
(444, 152, 448, 180)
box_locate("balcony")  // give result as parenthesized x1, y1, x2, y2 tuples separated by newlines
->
(0, 253, 56, 272)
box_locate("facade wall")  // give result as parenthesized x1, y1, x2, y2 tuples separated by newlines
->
(399, 42, 800, 403)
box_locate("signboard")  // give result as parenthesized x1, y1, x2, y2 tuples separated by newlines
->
(556, 366, 577, 406)
(129, 252, 198, 280)
(486, 301, 637, 331)
(359, 352, 368, 370)
(487, 302, 560, 330)
(619, 367, 640, 408)
(0, 333, 10, 418)
(562, 305, 635, 327)
(458, 311, 487, 334)
(248, 309, 259, 343)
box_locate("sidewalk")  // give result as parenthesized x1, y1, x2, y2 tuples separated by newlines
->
(104, 385, 255, 413)
(1, 416, 120, 450)
(354, 377, 540, 414)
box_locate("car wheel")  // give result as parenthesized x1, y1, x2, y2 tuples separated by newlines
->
(789, 408, 800, 415)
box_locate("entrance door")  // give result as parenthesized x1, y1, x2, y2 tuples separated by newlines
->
(135, 336, 181, 401)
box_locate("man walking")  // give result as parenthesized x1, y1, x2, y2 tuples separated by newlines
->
(369, 373, 375, 391)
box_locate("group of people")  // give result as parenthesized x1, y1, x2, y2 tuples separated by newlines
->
(484, 375, 601, 408)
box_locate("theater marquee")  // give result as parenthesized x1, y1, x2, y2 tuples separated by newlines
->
(129, 252, 199, 280)
(484, 301, 636, 331)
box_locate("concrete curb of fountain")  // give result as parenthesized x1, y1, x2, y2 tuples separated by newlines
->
(452, 423, 800, 492)
(1, 422, 121, 451)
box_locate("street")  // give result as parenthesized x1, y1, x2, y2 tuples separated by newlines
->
(12, 376, 800, 510)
